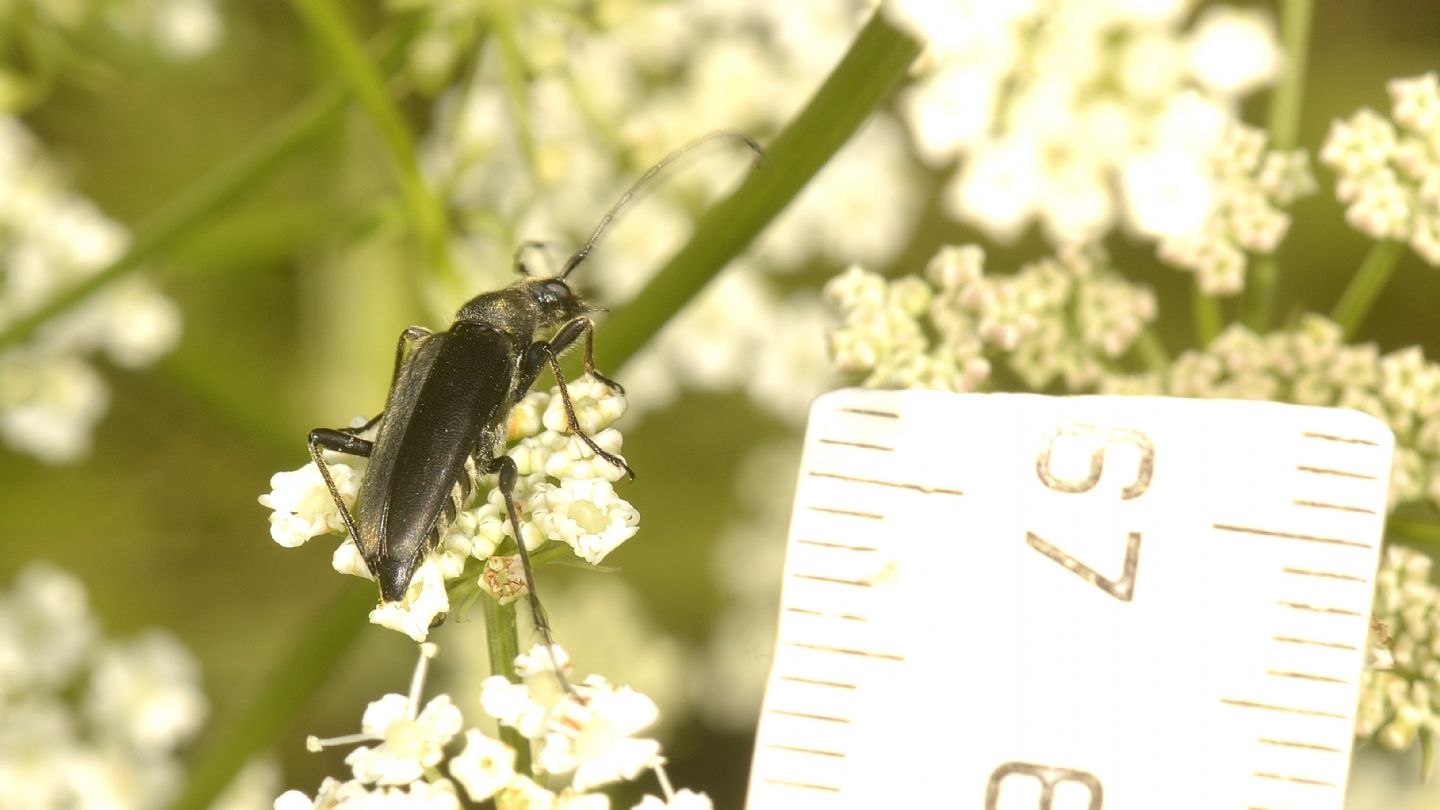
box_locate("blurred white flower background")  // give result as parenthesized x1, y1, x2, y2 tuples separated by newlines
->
(2, 0, 1440, 807)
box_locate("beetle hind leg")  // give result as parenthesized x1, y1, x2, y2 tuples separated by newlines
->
(487, 454, 574, 694)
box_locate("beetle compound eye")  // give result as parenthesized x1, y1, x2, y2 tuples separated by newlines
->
(540, 280, 572, 304)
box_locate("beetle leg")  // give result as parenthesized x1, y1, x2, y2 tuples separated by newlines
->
(548, 316, 623, 393)
(512, 240, 562, 278)
(522, 340, 636, 480)
(488, 454, 574, 694)
(304, 325, 432, 558)
(307, 428, 373, 555)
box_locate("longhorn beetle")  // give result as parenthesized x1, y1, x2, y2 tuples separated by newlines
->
(307, 132, 764, 658)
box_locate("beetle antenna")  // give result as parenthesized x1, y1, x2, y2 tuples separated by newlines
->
(560, 131, 764, 279)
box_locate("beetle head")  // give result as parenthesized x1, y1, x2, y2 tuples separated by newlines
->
(528, 276, 589, 325)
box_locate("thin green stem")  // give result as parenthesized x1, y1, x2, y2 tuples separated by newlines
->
(595, 11, 922, 371)
(482, 597, 531, 774)
(1244, 0, 1313, 331)
(289, 0, 455, 282)
(1132, 326, 1171, 372)
(1331, 239, 1405, 339)
(0, 86, 347, 352)
(168, 581, 376, 810)
(1192, 282, 1222, 348)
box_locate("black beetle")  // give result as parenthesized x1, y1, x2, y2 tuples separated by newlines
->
(306, 132, 762, 644)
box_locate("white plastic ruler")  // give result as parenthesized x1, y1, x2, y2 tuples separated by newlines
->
(746, 390, 1394, 810)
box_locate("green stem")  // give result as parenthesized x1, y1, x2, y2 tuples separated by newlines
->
(481, 597, 531, 774)
(1192, 282, 1222, 348)
(289, 0, 455, 283)
(168, 581, 376, 810)
(595, 11, 922, 371)
(1244, 0, 1313, 331)
(0, 86, 347, 352)
(1388, 516, 1440, 554)
(1132, 326, 1170, 372)
(1331, 239, 1405, 339)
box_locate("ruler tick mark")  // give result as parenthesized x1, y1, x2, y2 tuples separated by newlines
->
(1273, 635, 1359, 651)
(1266, 669, 1351, 685)
(808, 470, 963, 497)
(760, 778, 842, 793)
(1252, 771, 1337, 788)
(765, 743, 847, 759)
(818, 437, 893, 452)
(837, 406, 898, 419)
(778, 674, 856, 690)
(785, 606, 869, 622)
(787, 640, 904, 662)
(1296, 464, 1379, 481)
(769, 708, 851, 724)
(1213, 523, 1373, 549)
(1291, 498, 1377, 514)
(806, 505, 884, 521)
(1258, 737, 1344, 753)
(1282, 566, 1367, 583)
(1302, 431, 1380, 447)
(798, 539, 880, 552)
(792, 573, 871, 588)
(1220, 698, 1347, 720)
(1277, 601, 1365, 617)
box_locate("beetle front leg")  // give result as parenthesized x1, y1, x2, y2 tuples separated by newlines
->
(531, 316, 623, 394)
(488, 455, 573, 693)
(521, 340, 636, 480)
(307, 428, 373, 553)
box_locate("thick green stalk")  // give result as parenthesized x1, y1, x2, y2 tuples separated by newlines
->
(1192, 282, 1222, 348)
(1132, 326, 1171, 373)
(594, 11, 923, 371)
(1389, 516, 1440, 554)
(1332, 239, 1405, 339)
(289, 0, 455, 282)
(168, 581, 376, 810)
(482, 598, 531, 774)
(0, 86, 347, 352)
(1244, 0, 1314, 331)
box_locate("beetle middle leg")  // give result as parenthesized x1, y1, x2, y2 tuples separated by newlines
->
(488, 454, 573, 691)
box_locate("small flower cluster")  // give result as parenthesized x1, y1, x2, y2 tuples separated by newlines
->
(1, 0, 221, 108)
(0, 562, 209, 808)
(885, 1, 1282, 245)
(1355, 545, 1440, 778)
(1320, 72, 1440, 265)
(259, 377, 640, 640)
(281, 643, 711, 810)
(1154, 116, 1315, 294)
(825, 244, 1156, 393)
(0, 116, 182, 463)
(1102, 315, 1440, 510)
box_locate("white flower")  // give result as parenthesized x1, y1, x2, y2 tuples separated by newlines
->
(449, 729, 515, 803)
(531, 479, 640, 565)
(1121, 148, 1214, 240)
(539, 679, 662, 791)
(1185, 6, 1280, 98)
(258, 461, 361, 548)
(368, 557, 452, 643)
(345, 691, 464, 786)
(85, 631, 207, 755)
(542, 376, 628, 436)
(0, 562, 97, 692)
(632, 790, 713, 810)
